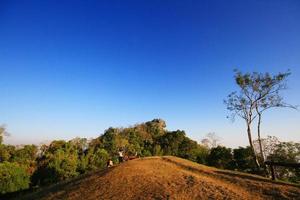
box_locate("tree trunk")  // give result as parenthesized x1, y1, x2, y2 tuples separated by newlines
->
(257, 110, 268, 173)
(247, 123, 260, 169)
(255, 106, 268, 175)
(257, 112, 264, 160)
(255, 106, 265, 162)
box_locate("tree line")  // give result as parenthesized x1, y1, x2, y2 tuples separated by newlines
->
(0, 119, 299, 195)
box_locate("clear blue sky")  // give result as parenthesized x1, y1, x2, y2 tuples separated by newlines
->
(1, 0, 300, 147)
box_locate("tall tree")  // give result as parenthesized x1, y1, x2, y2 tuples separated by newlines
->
(250, 71, 296, 165)
(225, 70, 297, 171)
(225, 72, 260, 169)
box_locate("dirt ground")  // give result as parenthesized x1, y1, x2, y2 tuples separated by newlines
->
(21, 156, 300, 200)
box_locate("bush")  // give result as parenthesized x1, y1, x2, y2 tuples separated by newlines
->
(0, 162, 30, 194)
(141, 149, 152, 157)
(32, 148, 79, 185)
(152, 145, 163, 156)
(91, 148, 109, 168)
(233, 146, 256, 172)
(267, 142, 300, 183)
(207, 146, 234, 169)
(191, 145, 210, 164)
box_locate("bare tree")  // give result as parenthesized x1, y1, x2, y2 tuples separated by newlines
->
(0, 125, 10, 145)
(201, 132, 220, 148)
(253, 136, 280, 160)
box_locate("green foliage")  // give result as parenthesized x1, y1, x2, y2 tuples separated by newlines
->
(267, 142, 300, 183)
(141, 149, 152, 157)
(0, 162, 30, 194)
(0, 144, 16, 162)
(89, 148, 109, 169)
(189, 145, 210, 164)
(178, 137, 198, 159)
(268, 142, 300, 163)
(101, 128, 118, 152)
(159, 130, 185, 155)
(152, 145, 163, 156)
(77, 153, 89, 174)
(233, 147, 256, 172)
(207, 146, 234, 169)
(32, 140, 79, 185)
(157, 130, 209, 163)
(12, 145, 38, 165)
(48, 149, 78, 180)
(145, 119, 166, 138)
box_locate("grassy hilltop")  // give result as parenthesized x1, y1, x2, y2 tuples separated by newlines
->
(20, 156, 300, 200)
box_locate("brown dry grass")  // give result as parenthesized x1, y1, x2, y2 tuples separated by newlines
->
(21, 156, 300, 200)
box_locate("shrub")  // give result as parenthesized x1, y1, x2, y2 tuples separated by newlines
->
(32, 148, 79, 185)
(233, 146, 256, 172)
(267, 142, 300, 183)
(141, 149, 152, 157)
(191, 145, 210, 164)
(0, 162, 30, 194)
(207, 146, 234, 169)
(91, 148, 109, 168)
(152, 145, 163, 156)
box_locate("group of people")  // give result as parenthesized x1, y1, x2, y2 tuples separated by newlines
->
(106, 149, 125, 168)
(106, 149, 139, 168)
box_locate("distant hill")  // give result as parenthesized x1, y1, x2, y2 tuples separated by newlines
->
(16, 157, 300, 200)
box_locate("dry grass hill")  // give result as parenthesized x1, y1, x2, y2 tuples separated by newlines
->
(20, 156, 300, 200)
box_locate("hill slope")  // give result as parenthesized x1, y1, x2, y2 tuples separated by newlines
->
(22, 156, 300, 200)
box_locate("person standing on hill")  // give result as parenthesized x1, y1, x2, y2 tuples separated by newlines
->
(118, 149, 124, 163)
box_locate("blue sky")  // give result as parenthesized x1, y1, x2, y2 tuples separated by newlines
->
(0, 0, 299, 147)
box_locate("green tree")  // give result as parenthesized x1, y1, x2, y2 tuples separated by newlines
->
(145, 119, 166, 138)
(233, 146, 257, 172)
(190, 145, 210, 164)
(0, 162, 30, 194)
(0, 144, 16, 162)
(101, 128, 118, 154)
(267, 142, 300, 183)
(89, 148, 109, 169)
(207, 146, 234, 169)
(32, 140, 79, 185)
(159, 130, 185, 155)
(12, 145, 37, 164)
(178, 137, 198, 159)
(126, 130, 143, 155)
